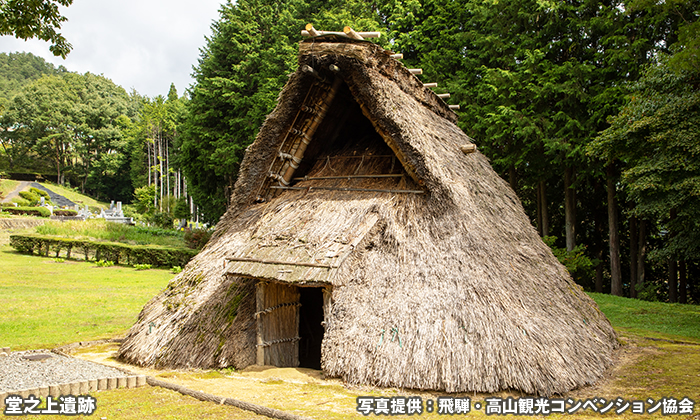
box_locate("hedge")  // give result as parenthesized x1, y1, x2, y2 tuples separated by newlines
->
(9, 234, 198, 267)
(2, 207, 51, 217)
(52, 209, 78, 216)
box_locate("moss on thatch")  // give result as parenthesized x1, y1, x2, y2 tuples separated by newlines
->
(118, 36, 617, 396)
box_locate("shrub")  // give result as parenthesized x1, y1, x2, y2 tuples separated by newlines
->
(29, 187, 50, 199)
(9, 234, 198, 267)
(149, 211, 175, 229)
(184, 228, 212, 250)
(3, 206, 51, 217)
(134, 264, 152, 270)
(542, 236, 598, 289)
(94, 260, 115, 267)
(18, 190, 40, 205)
(52, 209, 78, 217)
(171, 265, 183, 274)
(11, 198, 31, 207)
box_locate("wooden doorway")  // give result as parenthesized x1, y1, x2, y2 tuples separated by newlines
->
(255, 281, 329, 368)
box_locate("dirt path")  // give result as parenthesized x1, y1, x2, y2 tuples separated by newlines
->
(1, 180, 30, 203)
(69, 334, 700, 419)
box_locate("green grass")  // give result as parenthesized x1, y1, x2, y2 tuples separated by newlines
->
(0, 179, 20, 198)
(0, 246, 173, 350)
(35, 219, 185, 247)
(37, 181, 109, 208)
(20, 387, 270, 420)
(589, 292, 700, 342)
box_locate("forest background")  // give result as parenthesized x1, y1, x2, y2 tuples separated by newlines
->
(0, 0, 698, 304)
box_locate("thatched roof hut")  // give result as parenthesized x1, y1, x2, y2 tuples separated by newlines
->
(119, 34, 617, 396)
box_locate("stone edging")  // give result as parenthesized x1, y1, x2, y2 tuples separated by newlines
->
(0, 345, 146, 409)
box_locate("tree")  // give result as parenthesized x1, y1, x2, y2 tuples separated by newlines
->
(595, 57, 700, 263)
(181, 0, 382, 223)
(0, 0, 74, 58)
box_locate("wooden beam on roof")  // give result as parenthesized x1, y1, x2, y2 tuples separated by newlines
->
(305, 23, 321, 37)
(301, 24, 380, 39)
(409, 69, 423, 75)
(390, 53, 403, 59)
(449, 105, 461, 110)
(437, 93, 451, 99)
(292, 174, 404, 181)
(227, 257, 334, 269)
(270, 185, 425, 194)
(344, 26, 363, 40)
(423, 83, 438, 88)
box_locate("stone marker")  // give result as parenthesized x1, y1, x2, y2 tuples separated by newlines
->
(136, 375, 147, 387)
(49, 384, 61, 397)
(69, 382, 80, 395)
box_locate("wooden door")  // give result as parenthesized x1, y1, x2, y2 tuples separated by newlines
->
(256, 281, 300, 366)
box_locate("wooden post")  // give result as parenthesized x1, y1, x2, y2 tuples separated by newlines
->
(305, 23, 320, 37)
(343, 26, 364, 40)
(256, 281, 265, 365)
(281, 77, 343, 185)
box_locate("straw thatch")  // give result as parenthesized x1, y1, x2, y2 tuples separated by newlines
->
(118, 35, 617, 396)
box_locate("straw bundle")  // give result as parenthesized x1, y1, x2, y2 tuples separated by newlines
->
(119, 36, 617, 395)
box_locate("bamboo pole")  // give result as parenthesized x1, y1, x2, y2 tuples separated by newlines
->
(344, 26, 363, 40)
(280, 77, 343, 185)
(301, 24, 380, 39)
(292, 174, 404, 181)
(227, 257, 334, 269)
(269, 185, 425, 194)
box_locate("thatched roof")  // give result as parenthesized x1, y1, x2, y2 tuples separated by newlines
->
(118, 35, 617, 396)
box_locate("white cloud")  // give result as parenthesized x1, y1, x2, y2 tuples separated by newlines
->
(0, 0, 224, 97)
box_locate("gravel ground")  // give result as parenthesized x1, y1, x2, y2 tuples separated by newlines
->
(0, 349, 128, 392)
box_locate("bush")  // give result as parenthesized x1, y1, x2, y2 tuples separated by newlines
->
(18, 190, 40, 205)
(184, 228, 212, 250)
(29, 187, 50, 199)
(3, 206, 51, 217)
(171, 265, 183, 274)
(52, 209, 78, 217)
(134, 264, 152, 270)
(542, 236, 598, 288)
(10, 198, 31, 207)
(94, 260, 115, 267)
(149, 211, 175, 229)
(9, 234, 198, 267)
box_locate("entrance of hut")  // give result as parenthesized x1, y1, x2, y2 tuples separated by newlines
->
(298, 287, 324, 369)
(256, 281, 328, 369)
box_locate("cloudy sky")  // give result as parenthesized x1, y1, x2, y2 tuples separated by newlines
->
(0, 0, 225, 97)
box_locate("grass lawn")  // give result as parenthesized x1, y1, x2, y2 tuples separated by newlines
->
(0, 246, 173, 350)
(37, 182, 109, 208)
(590, 291, 700, 342)
(1, 248, 698, 419)
(35, 219, 185, 248)
(0, 179, 20, 199)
